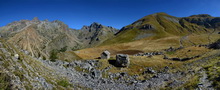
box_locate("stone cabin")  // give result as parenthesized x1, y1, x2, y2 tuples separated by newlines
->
(101, 50, 110, 59)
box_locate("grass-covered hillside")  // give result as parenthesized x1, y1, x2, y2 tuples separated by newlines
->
(101, 13, 216, 46)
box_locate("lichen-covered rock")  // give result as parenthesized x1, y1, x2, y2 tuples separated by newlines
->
(115, 54, 130, 67)
(101, 50, 110, 59)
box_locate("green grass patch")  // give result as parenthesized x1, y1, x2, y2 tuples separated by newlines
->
(0, 72, 10, 90)
(57, 79, 71, 88)
(166, 51, 176, 55)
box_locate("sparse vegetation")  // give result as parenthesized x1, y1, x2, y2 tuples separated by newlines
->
(57, 79, 71, 87)
(59, 46, 68, 52)
(204, 56, 220, 89)
(74, 66, 89, 73)
(180, 75, 200, 89)
(50, 49, 58, 62)
(166, 51, 176, 55)
(13, 70, 25, 80)
(72, 43, 82, 51)
(0, 72, 10, 90)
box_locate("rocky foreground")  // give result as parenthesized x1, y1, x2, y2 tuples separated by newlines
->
(1, 38, 220, 90)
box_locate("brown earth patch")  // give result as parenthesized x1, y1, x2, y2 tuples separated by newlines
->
(116, 50, 144, 55)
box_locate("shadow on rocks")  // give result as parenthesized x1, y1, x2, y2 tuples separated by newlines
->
(108, 59, 126, 68)
(108, 59, 116, 66)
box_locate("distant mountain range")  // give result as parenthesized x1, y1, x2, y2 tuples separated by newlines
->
(0, 13, 219, 59)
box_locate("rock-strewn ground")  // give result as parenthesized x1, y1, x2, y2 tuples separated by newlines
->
(1, 37, 220, 89)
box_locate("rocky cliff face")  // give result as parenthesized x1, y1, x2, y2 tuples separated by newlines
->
(78, 22, 118, 47)
(0, 18, 118, 58)
(181, 14, 220, 29)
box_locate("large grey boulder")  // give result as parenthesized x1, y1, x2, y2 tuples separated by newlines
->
(115, 54, 130, 67)
(101, 50, 110, 59)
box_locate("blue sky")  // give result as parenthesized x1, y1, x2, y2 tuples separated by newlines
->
(0, 0, 219, 29)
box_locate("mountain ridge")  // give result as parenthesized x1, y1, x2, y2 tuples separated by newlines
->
(0, 13, 219, 59)
(100, 13, 220, 46)
(0, 18, 118, 58)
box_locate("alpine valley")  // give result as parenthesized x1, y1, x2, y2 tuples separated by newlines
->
(0, 13, 220, 89)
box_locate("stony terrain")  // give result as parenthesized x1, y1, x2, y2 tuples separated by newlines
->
(0, 13, 220, 89)
(1, 36, 220, 89)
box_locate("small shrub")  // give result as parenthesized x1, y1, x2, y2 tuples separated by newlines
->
(57, 79, 71, 87)
(50, 50, 58, 62)
(43, 56, 46, 60)
(59, 46, 68, 52)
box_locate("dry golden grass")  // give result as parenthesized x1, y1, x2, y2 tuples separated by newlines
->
(167, 46, 211, 58)
(65, 33, 220, 79)
(187, 33, 220, 45)
(58, 51, 82, 62)
(74, 36, 181, 59)
(97, 55, 184, 76)
(73, 33, 220, 60)
(96, 49, 219, 79)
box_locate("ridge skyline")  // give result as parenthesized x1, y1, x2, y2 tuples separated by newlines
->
(1, 0, 219, 29)
(1, 13, 219, 30)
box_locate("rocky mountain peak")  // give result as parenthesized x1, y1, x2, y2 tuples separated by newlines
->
(43, 19, 49, 22)
(90, 22, 103, 28)
(91, 22, 101, 25)
(32, 17, 40, 22)
(81, 25, 89, 30)
(52, 20, 64, 24)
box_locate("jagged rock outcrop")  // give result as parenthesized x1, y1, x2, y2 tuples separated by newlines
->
(77, 22, 118, 47)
